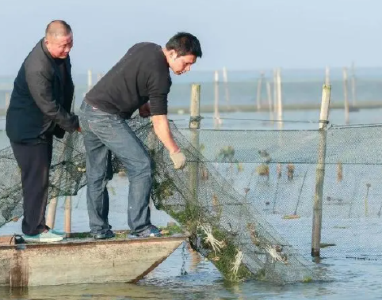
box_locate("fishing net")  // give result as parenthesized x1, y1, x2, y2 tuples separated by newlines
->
(6, 117, 382, 284)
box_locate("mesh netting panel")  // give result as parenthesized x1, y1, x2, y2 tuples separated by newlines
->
(12, 118, 382, 283)
(146, 124, 318, 283)
(0, 132, 87, 226)
(176, 124, 382, 262)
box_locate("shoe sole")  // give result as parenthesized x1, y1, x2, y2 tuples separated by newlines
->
(93, 235, 115, 240)
(127, 234, 162, 239)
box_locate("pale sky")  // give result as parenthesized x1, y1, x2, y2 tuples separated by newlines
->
(1, 0, 382, 76)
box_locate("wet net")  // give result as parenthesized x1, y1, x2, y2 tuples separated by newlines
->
(3, 117, 381, 284)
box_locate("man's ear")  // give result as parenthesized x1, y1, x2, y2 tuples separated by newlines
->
(170, 50, 178, 60)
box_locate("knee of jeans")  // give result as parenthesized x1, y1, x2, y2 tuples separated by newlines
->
(87, 173, 107, 186)
(130, 156, 152, 179)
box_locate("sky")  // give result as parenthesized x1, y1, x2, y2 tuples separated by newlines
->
(1, 0, 382, 76)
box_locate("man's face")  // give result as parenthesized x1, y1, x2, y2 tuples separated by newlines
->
(169, 51, 197, 75)
(45, 33, 73, 59)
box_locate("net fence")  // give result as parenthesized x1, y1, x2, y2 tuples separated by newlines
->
(1, 118, 382, 283)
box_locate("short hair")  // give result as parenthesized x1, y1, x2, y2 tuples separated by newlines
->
(166, 32, 202, 58)
(45, 20, 72, 38)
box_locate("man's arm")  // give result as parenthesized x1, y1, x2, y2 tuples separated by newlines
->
(146, 62, 185, 169)
(151, 115, 186, 169)
(25, 67, 79, 133)
(151, 114, 179, 154)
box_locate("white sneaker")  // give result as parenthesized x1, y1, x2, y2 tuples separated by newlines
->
(23, 230, 64, 243)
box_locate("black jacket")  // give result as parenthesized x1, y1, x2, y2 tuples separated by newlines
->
(6, 38, 78, 143)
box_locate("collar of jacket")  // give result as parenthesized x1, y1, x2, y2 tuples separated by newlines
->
(39, 38, 71, 84)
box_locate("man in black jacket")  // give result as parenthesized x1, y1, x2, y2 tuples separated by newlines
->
(6, 20, 79, 243)
(79, 32, 202, 239)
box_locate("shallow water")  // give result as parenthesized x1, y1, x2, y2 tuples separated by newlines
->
(0, 109, 382, 299)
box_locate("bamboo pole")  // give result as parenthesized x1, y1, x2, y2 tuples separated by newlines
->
(46, 197, 58, 229)
(273, 69, 278, 115)
(276, 68, 283, 129)
(64, 196, 72, 238)
(266, 81, 273, 121)
(256, 72, 264, 111)
(87, 69, 93, 92)
(5, 92, 10, 112)
(189, 84, 201, 203)
(343, 67, 350, 124)
(190, 84, 201, 130)
(351, 62, 356, 106)
(311, 84, 331, 257)
(325, 66, 330, 86)
(214, 71, 221, 128)
(222, 67, 230, 104)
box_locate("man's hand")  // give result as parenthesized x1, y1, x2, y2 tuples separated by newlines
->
(77, 127, 82, 132)
(139, 103, 151, 118)
(170, 150, 186, 169)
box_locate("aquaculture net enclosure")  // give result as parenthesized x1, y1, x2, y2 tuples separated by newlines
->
(184, 123, 382, 263)
(2, 118, 380, 283)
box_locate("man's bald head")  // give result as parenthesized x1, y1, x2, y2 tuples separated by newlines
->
(44, 20, 73, 59)
(45, 20, 72, 39)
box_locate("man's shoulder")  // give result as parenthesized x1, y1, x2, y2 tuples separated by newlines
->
(133, 43, 167, 71)
(24, 39, 51, 73)
(130, 42, 161, 52)
(129, 42, 163, 59)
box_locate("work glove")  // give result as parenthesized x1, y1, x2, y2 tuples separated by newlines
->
(170, 150, 186, 169)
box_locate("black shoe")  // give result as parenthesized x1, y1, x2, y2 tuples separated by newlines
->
(93, 230, 115, 240)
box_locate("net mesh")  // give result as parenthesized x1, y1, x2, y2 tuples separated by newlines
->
(5, 118, 382, 283)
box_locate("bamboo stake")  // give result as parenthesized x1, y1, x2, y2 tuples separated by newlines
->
(343, 67, 349, 124)
(266, 81, 273, 121)
(276, 68, 283, 129)
(222, 67, 230, 104)
(351, 62, 356, 106)
(64, 196, 72, 238)
(190, 84, 201, 130)
(87, 69, 93, 92)
(214, 71, 221, 128)
(189, 84, 201, 203)
(256, 72, 263, 111)
(5, 92, 10, 112)
(311, 84, 331, 257)
(46, 197, 58, 229)
(325, 66, 330, 86)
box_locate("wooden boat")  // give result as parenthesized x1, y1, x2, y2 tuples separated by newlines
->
(0, 233, 186, 287)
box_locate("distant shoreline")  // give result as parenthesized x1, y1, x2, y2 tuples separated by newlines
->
(167, 102, 382, 114)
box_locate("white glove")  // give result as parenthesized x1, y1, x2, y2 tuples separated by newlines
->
(170, 150, 186, 169)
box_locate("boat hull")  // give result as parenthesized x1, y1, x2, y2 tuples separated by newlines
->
(0, 236, 186, 287)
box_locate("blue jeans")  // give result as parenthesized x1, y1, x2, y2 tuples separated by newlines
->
(79, 100, 153, 234)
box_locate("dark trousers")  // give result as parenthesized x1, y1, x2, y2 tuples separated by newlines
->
(11, 140, 53, 235)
